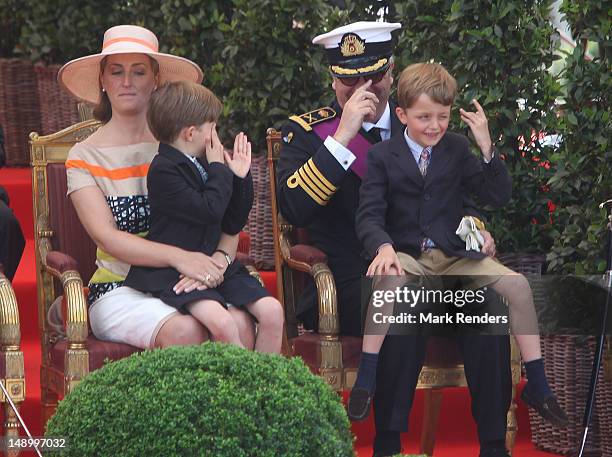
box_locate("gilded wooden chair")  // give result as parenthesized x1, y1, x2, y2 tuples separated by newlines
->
(0, 265, 25, 457)
(30, 120, 261, 426)
(267, 128, 522, 455)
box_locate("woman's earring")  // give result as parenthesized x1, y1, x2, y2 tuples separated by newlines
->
(102, 87, 106, 92)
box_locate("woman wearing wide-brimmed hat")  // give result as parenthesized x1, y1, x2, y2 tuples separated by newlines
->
(60, 25, 255, 349)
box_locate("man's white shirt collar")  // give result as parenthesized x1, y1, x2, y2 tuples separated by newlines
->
(363, 103, 391, 140)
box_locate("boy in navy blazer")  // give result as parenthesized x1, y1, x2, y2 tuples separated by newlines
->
(350, 63, 567, 439)
(124, 81, 284, 353)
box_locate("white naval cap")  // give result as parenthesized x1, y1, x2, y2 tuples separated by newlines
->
(312, 21, 401, 78)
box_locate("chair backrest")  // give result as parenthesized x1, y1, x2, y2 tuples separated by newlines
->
(267, 128, 312, 337)
(30, 120, 101, 320)
(266, 128, 287, 301)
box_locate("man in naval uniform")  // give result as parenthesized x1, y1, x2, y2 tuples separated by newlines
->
(276, 22, 512, 457)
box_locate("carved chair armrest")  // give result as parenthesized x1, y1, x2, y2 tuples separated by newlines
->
(278, 222, 339, 338)
(43, 251, 89, 346)
(0, 270, 21, 349)
(288, 245, 328, 270)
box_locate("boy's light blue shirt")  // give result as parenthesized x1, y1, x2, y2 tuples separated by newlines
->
(403, 127, 430, 165)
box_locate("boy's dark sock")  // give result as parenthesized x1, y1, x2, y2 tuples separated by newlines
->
(354, 351, 379, 394)
(373, 430, 401, 455)
(524, 358, 552, 399)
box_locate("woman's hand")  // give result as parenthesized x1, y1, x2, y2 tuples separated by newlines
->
(173, 250, 224, 290)
(173, 275, 207, 294)
(224, 131, 251, 178)
(211, 251, 230, 275)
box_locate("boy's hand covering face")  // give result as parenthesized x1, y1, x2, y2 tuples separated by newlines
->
(224, 131, 251, 178)
(205, 124, 225, 164)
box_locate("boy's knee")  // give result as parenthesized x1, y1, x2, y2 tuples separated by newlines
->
(258, 297, 285, 329)
(512, 273, 531, 291)
(208, 313, 239, 342)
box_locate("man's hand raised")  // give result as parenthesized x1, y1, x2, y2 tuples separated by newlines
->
(333, 80, 379, 147)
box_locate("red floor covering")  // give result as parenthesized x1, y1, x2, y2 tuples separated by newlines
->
(1, 167, 562, 456)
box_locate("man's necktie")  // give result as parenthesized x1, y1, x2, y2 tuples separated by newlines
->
(192, 158, 208, 184)
(418, 146, 432, 177)
(369, 127, 382, 143)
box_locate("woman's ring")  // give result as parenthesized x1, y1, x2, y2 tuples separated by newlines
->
(205, 273, 211, 281)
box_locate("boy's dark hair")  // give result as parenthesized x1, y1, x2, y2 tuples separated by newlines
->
(397, 62, 457, 109)
(147, 81, 222, 143)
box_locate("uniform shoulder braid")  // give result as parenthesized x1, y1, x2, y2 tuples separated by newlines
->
(289, 106, 337, 132)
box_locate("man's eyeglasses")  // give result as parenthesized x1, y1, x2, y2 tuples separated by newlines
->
(337, 68, 388, 87)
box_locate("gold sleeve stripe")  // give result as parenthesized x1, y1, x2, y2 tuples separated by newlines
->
(305, 159, 336, 193)
(298, 168, 329, 201)
(302, 163, 333, 198)
(289, 115, 312, 132)
(287, 171, 327, 206)
(472, 217, 486, 231)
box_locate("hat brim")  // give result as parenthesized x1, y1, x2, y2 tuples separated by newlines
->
(330, 56, 391, 79)
(58, 51, 204, 105)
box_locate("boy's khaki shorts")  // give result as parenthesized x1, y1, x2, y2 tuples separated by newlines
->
(397, 249, 515, 290)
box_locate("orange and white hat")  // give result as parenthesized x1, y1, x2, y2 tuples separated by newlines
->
(58, 25, 203, 105)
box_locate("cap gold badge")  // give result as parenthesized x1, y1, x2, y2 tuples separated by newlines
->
(340, 34, 365, 57)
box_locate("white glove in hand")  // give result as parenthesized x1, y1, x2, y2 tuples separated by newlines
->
(455, 216, 485, 252)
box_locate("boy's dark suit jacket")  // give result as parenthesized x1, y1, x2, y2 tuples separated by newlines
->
(124, 143, 253, 295)
(357, 131, 512, 260)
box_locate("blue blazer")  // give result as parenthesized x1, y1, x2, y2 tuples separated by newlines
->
(124, 143, 253, 294)
(356, 131, 512, 260)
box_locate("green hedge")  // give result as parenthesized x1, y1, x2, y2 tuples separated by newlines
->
(46, 344, 353, 456)
(0, 0, 26, 57)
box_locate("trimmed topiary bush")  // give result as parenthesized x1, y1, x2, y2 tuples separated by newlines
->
(45, 344, 353, 456)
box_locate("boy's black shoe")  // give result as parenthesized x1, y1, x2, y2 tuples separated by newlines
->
(521, 388, 569, 427)
(479, 448, 510, 457)
(347, 387, 372, 421)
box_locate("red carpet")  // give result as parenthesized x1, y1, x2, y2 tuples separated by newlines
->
(0, 166, 560, 456)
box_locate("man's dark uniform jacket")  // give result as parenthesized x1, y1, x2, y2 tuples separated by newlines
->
(277, 100, 403, 335)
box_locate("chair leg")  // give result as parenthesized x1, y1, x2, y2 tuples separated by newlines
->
(506, 396, 518, 455)
(420, 388, 443, 456)
(4, 400, 21, 457)
(40, 365, 58, 427)
(506, 336, 521, 455)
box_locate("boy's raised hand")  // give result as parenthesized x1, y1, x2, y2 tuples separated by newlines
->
(205, 123, 225, 164)
(224, 132, 251, 178)
(460, 99, 493, 161)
